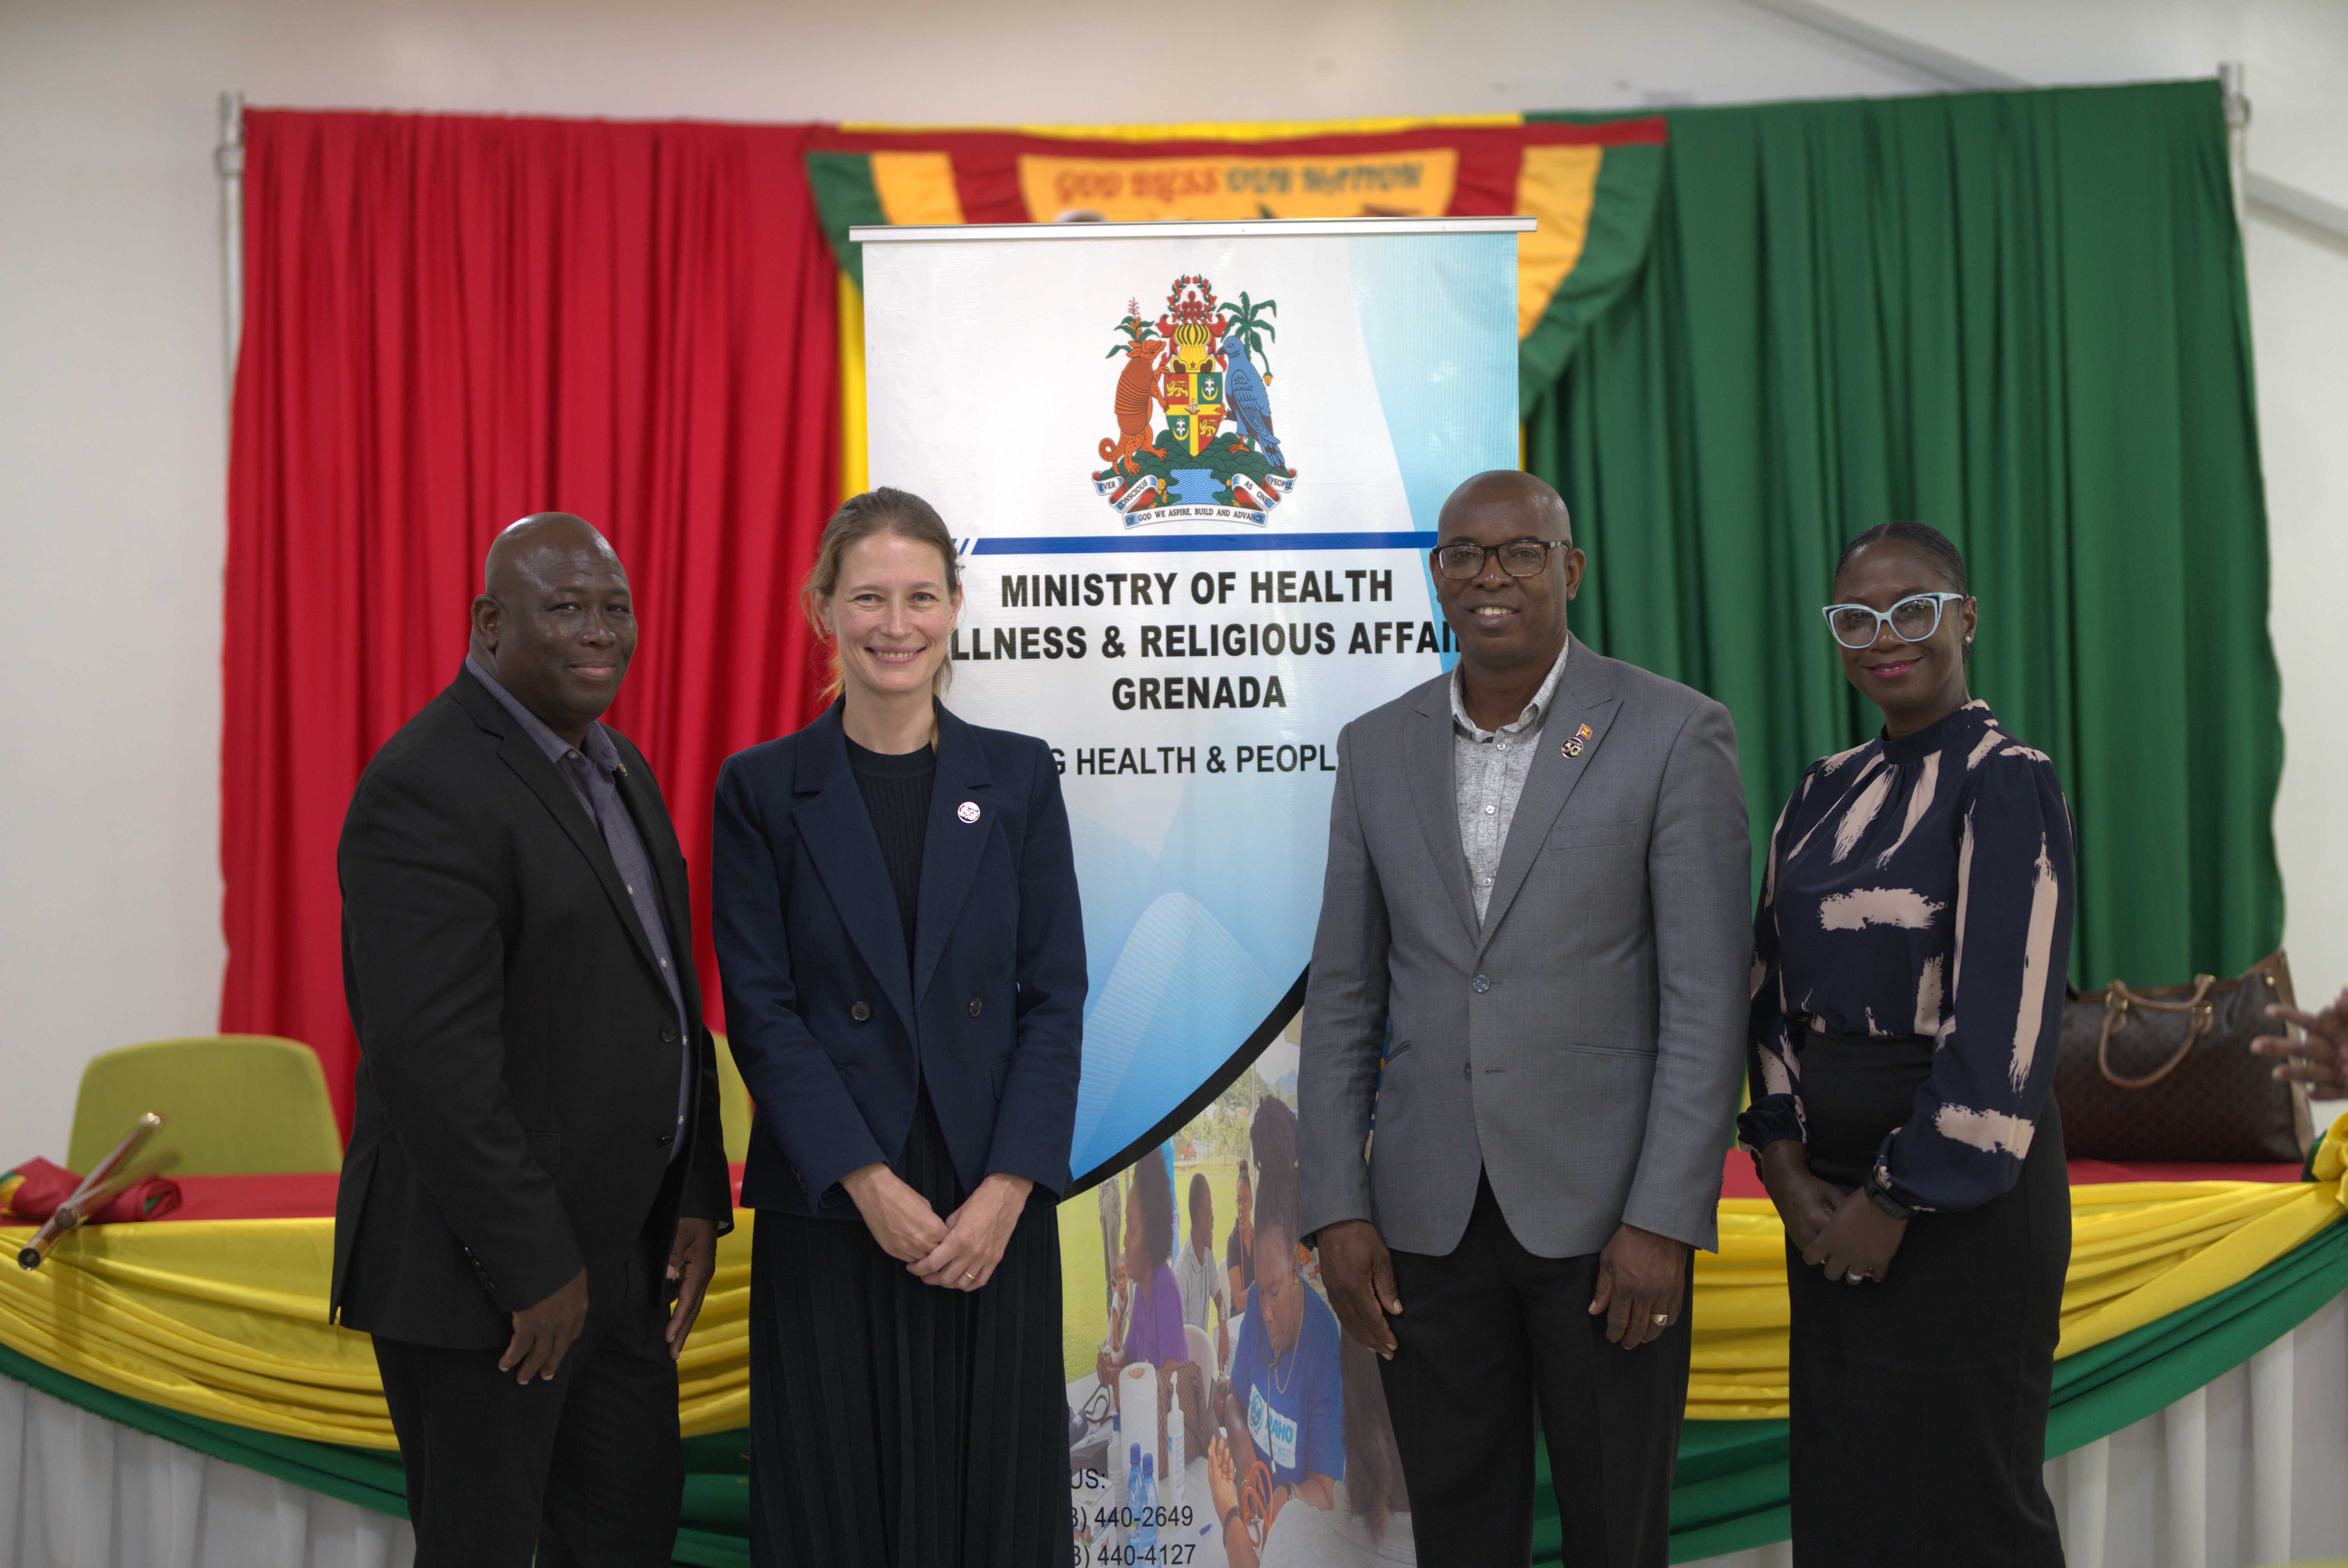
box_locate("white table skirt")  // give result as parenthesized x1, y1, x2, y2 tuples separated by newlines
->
(0, 1379, 414, 1568)
(1691, 1291, 2348, 1568)
(0, 1293, 2337, 1568)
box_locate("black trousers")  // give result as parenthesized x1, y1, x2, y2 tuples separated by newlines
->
(1378, 1174, 1689, 1568)
(1789, 1035, 2068, 1567)
(372, 1231, 683, 1568)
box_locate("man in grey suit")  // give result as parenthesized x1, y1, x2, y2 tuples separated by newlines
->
(1299, 470, 1750, 1567)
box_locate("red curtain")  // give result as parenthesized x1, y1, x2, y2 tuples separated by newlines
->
(223, 110, 840, 1128)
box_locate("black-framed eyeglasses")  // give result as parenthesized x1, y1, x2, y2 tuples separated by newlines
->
(1819, 592, 1968, 650)
(1433, 538, 1568, 581)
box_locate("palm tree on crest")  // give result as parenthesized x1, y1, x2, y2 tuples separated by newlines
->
(1217, 292, 1277, 381)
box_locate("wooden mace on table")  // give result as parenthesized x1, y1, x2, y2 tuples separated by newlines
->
(16, 1112, 167, 1271)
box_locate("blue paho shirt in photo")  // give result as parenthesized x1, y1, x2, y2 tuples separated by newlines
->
(1230, 1281, 1345, 1491)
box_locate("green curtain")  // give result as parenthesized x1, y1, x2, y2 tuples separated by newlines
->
(1529, 81, 2282, 989)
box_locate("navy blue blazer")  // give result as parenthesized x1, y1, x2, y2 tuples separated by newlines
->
(711, 701, 1086, 1218)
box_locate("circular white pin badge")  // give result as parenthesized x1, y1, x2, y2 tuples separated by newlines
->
(957, 801, 981, 823)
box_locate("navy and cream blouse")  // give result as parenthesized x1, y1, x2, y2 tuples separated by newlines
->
(1739, 700, 2076, 1213)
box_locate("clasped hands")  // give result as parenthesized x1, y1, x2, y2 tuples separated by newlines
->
(842, 1161, 1031, 1291)
(1759, 1140, 1906, 1285)
(1319, 1215, 1688, 1355)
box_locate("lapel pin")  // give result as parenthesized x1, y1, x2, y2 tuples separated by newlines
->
(957, 801, 981, 824)
(1563, 723, 1592, 759)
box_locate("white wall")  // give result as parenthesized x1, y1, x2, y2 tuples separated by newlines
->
(1, 0, 2341, 1165)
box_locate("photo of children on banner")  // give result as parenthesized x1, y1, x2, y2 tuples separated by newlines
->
(1086, 1151, 1204, 1545)
(1098, 1152, 1188, 1386)
(1206, 1096, 1417, 1567)
(1228, 1160, 1255, 1309)
(1074, 1091, 1416, 1566)
(1181, 1171, 1234, 1371)
(1100, 1169, 1124, 1326)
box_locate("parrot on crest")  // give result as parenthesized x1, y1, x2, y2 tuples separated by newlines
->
(1218, 328, 1285, 472)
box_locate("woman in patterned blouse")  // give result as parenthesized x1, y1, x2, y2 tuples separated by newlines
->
(1742, 521, 2075, 1566)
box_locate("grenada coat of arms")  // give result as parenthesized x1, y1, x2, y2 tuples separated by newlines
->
(1093, 274, 1296, 523)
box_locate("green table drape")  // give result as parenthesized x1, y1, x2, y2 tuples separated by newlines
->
(1528, 81, 2283, 989)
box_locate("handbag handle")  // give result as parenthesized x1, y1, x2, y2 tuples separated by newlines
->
(2097, 975, 2215, 1089)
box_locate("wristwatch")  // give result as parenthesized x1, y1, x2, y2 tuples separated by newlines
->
(1862, 1171, 1917, 1222)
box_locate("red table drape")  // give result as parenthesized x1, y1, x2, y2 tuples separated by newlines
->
(223, 110, 841, 1128)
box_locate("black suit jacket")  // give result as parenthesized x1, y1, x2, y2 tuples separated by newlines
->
(711, 701, 1085, 1219)
(331, 668, 731, 1348)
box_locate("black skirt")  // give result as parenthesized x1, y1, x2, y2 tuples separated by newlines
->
(747, 1088, 1068, 1567)
(1786, 1036, 2068, 1568)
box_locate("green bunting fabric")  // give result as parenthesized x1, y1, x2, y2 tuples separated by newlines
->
(1528, 81, 2283, 987)
(1513, 139, 1664, 413)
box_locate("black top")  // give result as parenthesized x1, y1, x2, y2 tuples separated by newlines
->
(845, 735, 938, 963)
(1740, 700, 2076, 1214)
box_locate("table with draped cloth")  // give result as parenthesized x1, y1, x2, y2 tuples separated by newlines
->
(3, 1123, 2346, 1568)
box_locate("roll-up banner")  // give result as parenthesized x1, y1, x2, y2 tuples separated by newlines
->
(857, 217, 1525, 1564)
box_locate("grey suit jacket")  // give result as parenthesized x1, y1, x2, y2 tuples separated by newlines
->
(1298, 636, 1750, 1259)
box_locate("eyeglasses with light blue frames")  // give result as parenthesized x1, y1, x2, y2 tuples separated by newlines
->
(1820, 592, 1968, 650)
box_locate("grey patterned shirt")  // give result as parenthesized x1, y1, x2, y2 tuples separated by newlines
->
(1452, 639, 1572, 923)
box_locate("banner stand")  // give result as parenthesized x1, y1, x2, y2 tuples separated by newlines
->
(858, 215, 1527, 1566)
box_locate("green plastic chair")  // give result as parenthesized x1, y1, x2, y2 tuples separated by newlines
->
(713, 1033, 752, 1165)
(67, 1036, 344, 1176)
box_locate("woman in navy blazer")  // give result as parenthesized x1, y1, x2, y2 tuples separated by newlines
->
(712, 489, 1085, 1566)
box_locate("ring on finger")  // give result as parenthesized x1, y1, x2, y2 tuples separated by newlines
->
(1844, 1269, 1865, 1284)
(1650, 1313, 1670, 1327)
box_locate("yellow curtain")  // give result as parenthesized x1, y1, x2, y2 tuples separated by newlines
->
(839, 270, 867, 503)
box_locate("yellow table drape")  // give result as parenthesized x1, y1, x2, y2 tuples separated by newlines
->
(0, 1212, 759, 1448)
(1687, 1174, 2343, 1419)
(5, 1129, 2340, 1445)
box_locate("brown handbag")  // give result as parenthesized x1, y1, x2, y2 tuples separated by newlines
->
(2052, 949, 2315, 1164)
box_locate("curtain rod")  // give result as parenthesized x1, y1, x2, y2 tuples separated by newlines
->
(216, 91, 244, 424)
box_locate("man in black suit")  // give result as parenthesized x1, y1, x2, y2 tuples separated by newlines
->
(332, 512, 731, 1567)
